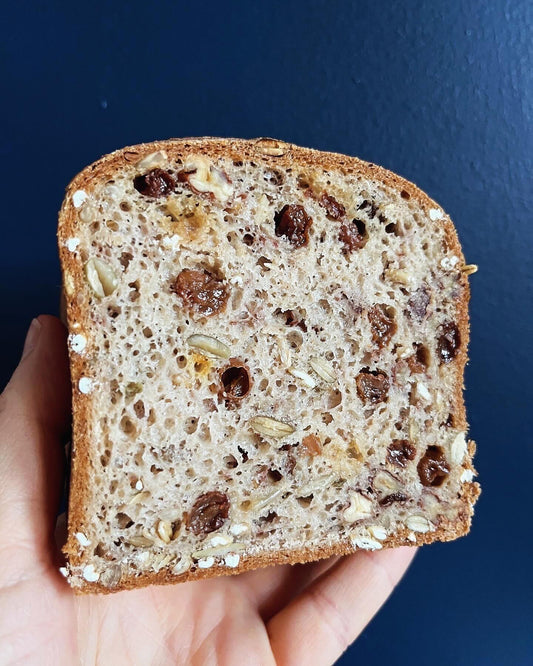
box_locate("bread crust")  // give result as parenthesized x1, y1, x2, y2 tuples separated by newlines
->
(58, 138, 479, 593)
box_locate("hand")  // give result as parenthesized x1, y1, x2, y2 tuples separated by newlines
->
(0, 316, 416, 666)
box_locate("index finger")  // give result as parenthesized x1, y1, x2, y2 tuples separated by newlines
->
(267, 546, 416, 666)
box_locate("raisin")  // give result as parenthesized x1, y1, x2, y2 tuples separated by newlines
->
(406, 343, 430, 374)
(368, 304, 397, 348)
(417, 446, 450, 487)
(171, 269, 228, 316)
(133, 169, 175, 197)
(301, 434, 322, 456)
(437, 322, 460, 364)
(387, 439, 416, 467)
(407, 286, 430, 320)
(220, 361, 251, 401)
(177, 169, 194, 183)
(379, 492, 408, 506)
(356, 369, 389, 404)
(187, 491, 230, 535)
(339, 219, 367, 252)
(319, 193, 346, 220)
(274, 204, 312, 248)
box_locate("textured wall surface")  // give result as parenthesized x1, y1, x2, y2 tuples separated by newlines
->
(1, 1, 531, 664)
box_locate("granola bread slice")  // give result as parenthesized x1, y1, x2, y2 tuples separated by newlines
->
(58, 137, 479, 593)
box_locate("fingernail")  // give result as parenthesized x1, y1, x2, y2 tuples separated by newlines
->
(22, 318, 42, 360)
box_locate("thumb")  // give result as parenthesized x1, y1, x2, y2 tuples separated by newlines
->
(0, 316, 70, 577)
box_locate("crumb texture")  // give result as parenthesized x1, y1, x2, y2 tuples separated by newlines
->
(59, 138, 478, 592)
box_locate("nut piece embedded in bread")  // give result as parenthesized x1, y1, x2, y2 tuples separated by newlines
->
(58, 137, 479, 593)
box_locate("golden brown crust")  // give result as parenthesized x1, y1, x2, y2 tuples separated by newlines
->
(58, 137, 478, 593)
(73, 479, 480, 595)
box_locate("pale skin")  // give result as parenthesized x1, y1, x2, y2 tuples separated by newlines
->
(0, 316, 416, 665)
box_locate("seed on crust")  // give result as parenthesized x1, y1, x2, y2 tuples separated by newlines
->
(254, 137, 288, 156)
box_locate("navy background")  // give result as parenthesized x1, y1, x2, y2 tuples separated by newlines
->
(2, 1, 532, 664)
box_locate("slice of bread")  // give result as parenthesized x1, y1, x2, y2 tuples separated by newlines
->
(58, 138, 479, 593)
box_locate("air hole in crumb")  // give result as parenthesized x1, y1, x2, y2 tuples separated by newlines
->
(164, 417, 175, 430)
(400, 189, 410, 200)
(243, 233, 254, 246)
(224, 454, 238, 469)
(94, 543, 106, 557)
(177, 355, 187, 369)
(327, 390, 342, 408)
(322, 413, 334, 425)
(268, 469, 283, 483)
(107, 305, 121, 319)
(297, 495, 313, 508)
(143, 327, 153, 338)
(258, 511, 278, 525)
(116, 513, 134, 529)
(198, 423, 210, 441)
(109, 479, 118, 493)
(133, 400, 145, 419)
(185, 468, 195, 478)
(257, 256, 272, 272)
(258, 378, 269, 391)
(185, 417, 198, 434)
(120, 252, 133, 269)
(120, 201, 131, 211)
(286, 330, 304, 349)
(385, 222, 401, 236)
(240, 500, 252, 511)
(120, 415, 137, 437)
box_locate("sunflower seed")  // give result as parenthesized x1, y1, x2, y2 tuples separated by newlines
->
(289, 368, 317, 388)
(187, 334, 231, 359)
(405, 515, 433, 533)
(254, 138, 288, 157)
(249, 416, 295, 438)
(126, 535, 154, 547)
(309, 356, 336, 383)
(156, 520, 173, 543)
(85, 258, 118, 298)
(343, 493, 373, 523)
(128, 491, 151, 505)
(137, 150, 168, 170)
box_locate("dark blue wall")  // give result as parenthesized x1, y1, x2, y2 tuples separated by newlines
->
(2, 2, 531, 664)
